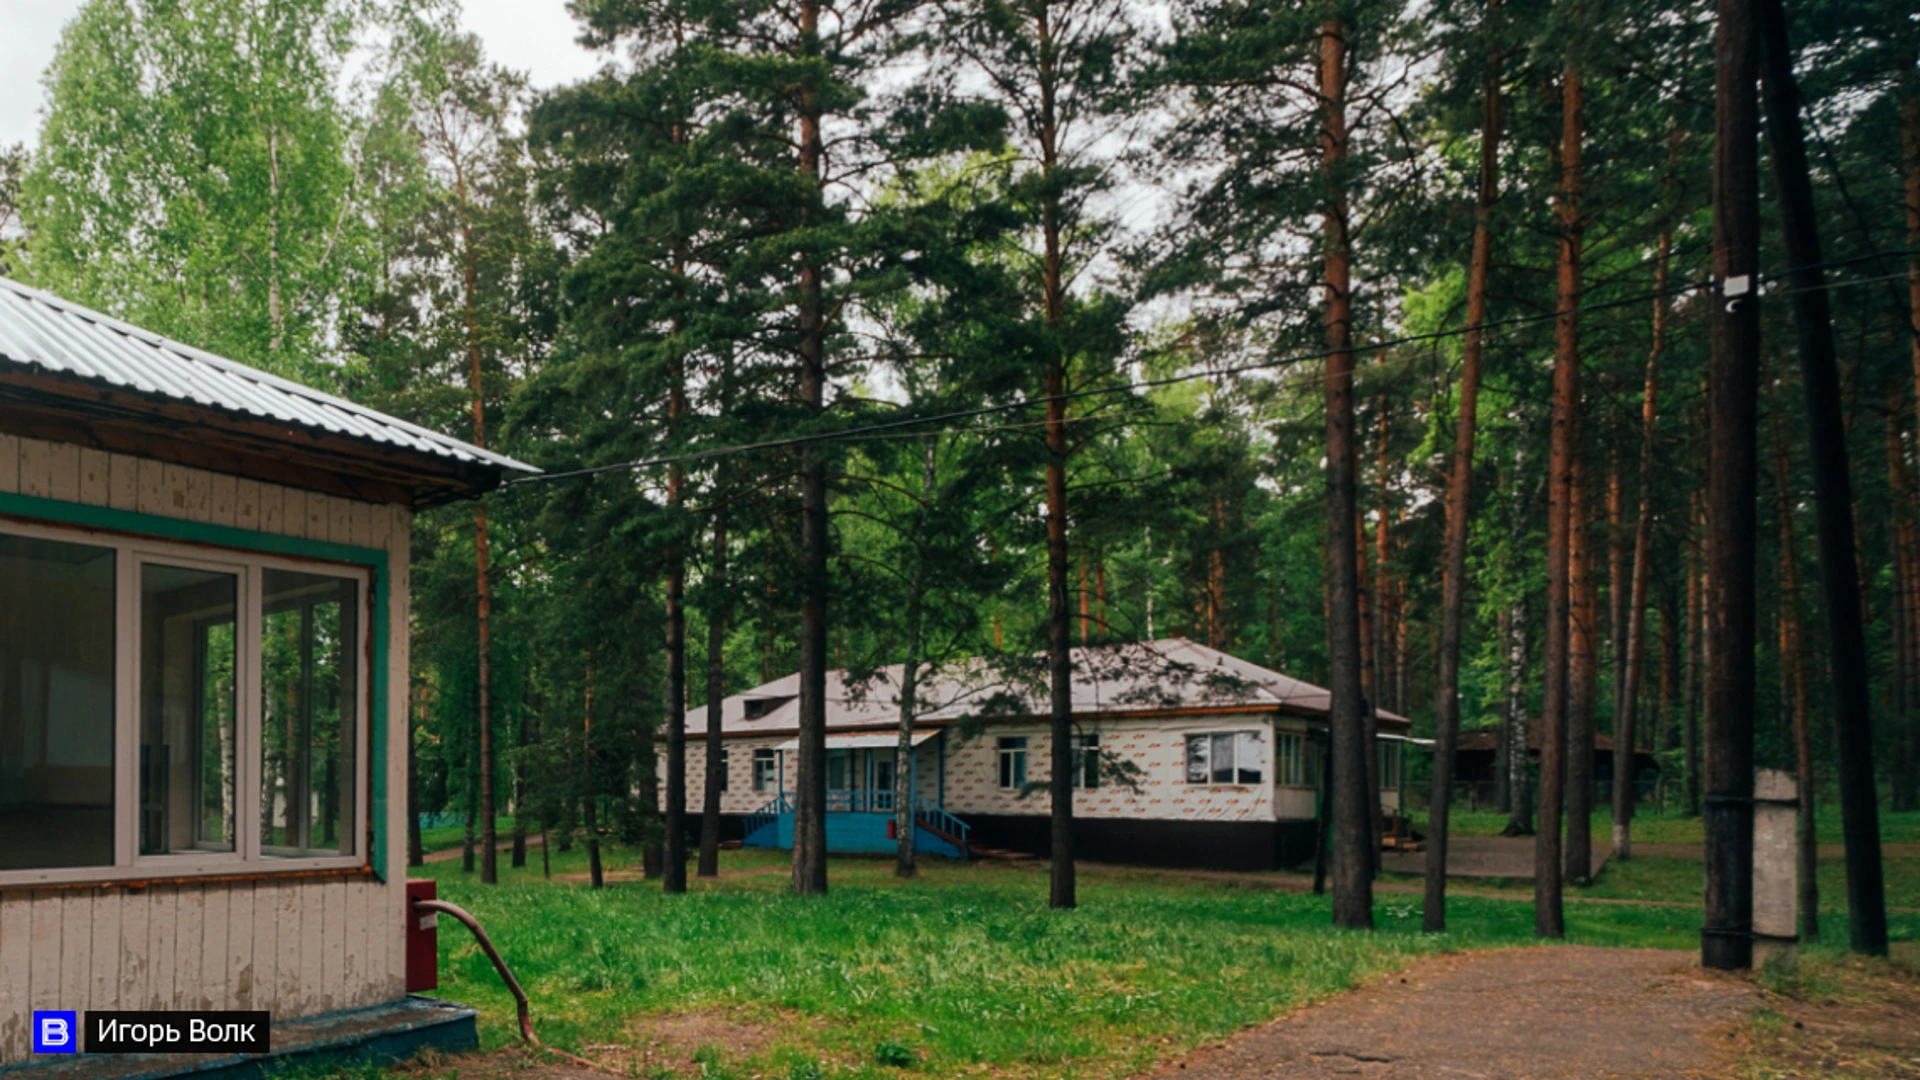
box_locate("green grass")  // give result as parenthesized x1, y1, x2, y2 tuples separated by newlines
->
(416, 816, 517, 855)
(1421, 805, 1920, 845)
(406, 846, 1722, 1080)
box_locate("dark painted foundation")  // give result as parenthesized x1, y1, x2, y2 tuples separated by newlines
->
(2, 997, 478, 1080)
(678, 813, 748, 846)
(961, 815, 1319, 872)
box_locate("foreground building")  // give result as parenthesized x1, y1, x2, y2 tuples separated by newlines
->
(676, 639, 1412, 872)
(0, 279, 534, 1070)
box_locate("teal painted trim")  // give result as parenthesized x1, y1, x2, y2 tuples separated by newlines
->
(0, 489, 394, 880)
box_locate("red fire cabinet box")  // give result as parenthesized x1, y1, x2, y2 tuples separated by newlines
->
(406, 878, 439, 992)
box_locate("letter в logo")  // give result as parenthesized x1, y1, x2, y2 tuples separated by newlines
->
(32, 1010, 77, 1054)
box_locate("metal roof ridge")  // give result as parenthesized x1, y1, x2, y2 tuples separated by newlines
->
(0, 276, 540, 476)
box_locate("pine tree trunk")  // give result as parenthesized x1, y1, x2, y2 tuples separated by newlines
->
(1425, 24, 1500, 930)
(462, 779, 475, 874)
(1321, 17, 1372, 930)
(1614, 233, 1668, 859)
(1757, 0, 1888, 956)
(1370, 419, 1392, 859)
(1684, 493, 1704, 817)
(698, 496, 730, 879)
(791, 0, 831, 898)
(1495, 604, 1512, 813)
(1536, 58, 1583, 938)
(1504, 597, 1532, 834)
(407, 685, 424, 867)
(1504, 451, 1536, 838)
(1568, 452, 1597, 885)
(1608, 461, 1627, 758)
(1358, 512, 1381, 870)
(585, 658, 604, 890)
(1901, 54, 1920, 813)
(456, 183, 498, 887)
(1660, 598, 1680, 809)
(894, 444, 939, 877)
(511, 703, 528, 868)
(1030, 2, 1078, 912)
(1902, 415, 1920, 815)
(664, 350, 689, 895)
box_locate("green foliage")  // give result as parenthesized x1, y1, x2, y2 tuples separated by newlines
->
(21, 0, 443, 378)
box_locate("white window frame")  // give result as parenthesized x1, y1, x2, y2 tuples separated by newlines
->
(0, 517, 372, 887)
(997, 736, 1028, 790)
(752, 748, 777, 793)
(1184, 730, 1264, 787)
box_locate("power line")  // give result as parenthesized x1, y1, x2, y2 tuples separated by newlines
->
(499, 250, 1916, 490)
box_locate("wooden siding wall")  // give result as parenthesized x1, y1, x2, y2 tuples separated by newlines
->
(0, 435, 411, 1065)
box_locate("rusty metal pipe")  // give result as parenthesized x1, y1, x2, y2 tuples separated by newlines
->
(411, 897, 598, 1069)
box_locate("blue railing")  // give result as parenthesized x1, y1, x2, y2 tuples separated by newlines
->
(743, 790, 971, 858)
(742, 793, 793, 840)
(912, 795, 971, 854)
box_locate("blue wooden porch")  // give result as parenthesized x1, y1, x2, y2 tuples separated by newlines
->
(741, 789, 972, 859)
(742, 730, 969, 858)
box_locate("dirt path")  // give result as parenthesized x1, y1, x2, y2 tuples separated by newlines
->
(1145, 947, 1756, 1079)
(421, 835, 545, 864)
(1377, 836, 1609, 880)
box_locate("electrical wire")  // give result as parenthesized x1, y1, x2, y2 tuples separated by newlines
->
(498, 249, 1919, 490)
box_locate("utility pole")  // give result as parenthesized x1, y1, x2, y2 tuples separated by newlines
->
(1703, 0, 1760, 971)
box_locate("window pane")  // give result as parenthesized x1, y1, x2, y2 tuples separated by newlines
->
(140, 563, 238, 856)
(1211, 733, 1235, 784)
(1185, 734, 1208, 784)
(1075, 733, 1098, 789)
(1236, 731, 1263, 784)
(998, 737, 1027, 789)
(0, 534, 116, 871)
(261, 569, 358, 857)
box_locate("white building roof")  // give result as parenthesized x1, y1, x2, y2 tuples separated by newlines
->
(0, 277, 536, 478)
(689, 638, 1412, 738)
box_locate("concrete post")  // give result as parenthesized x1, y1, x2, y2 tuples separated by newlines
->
(1752, 768, 1799, 968)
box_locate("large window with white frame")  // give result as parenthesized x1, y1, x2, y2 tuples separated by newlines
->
(0, 519, 370, 884)
(1184, 731, 1264, 785)
(997, 736, 1028, 790)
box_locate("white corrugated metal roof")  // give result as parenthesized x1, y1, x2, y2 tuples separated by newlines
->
(0, 277, 537, 476)
(688, 639, 1412, 738)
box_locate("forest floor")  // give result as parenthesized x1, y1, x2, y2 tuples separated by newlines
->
(373, 838, 1919, 1080)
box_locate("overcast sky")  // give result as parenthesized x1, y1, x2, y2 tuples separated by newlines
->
(0, 0, 608, 150)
